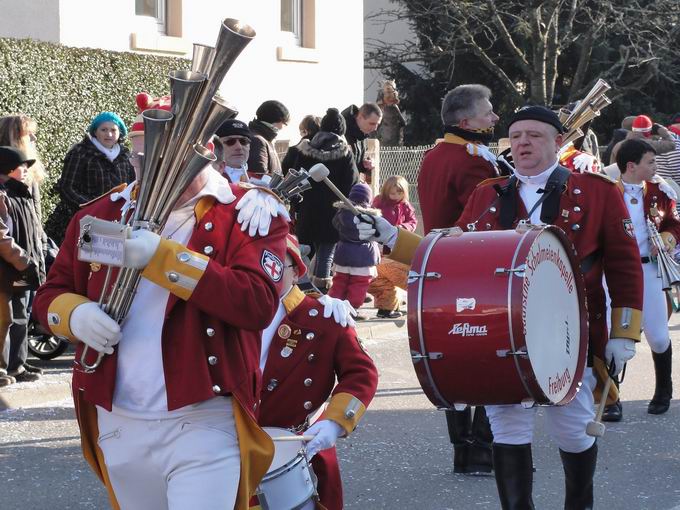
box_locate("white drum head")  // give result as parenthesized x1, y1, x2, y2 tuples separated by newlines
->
(522, 229, 581, 403)
(262, 427, 305, 472)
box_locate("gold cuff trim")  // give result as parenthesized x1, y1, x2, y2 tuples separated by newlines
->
(389, 229, 421, 266)
(324, 392, 366, 435)
(142, 238, 209, 301)
(47, 293, 92, 341)
(610, 307, 642, 341)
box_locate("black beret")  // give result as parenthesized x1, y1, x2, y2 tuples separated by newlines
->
(0, 146, 35, 175)
(215, 119, 252, 139)
(508, 105, 565, 134)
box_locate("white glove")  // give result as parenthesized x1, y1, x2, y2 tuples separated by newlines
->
(70, 302, 121, 354)
(466, 143, 497, 164)
(605, 338, 636, 376)
(235, 189, 291, 237)
(353, 214, 398, 247)
(572, 152, 596, 172)
(318, 294, 357, 328)
(124, 229, 161, 269)
(305, 419, 344, 458)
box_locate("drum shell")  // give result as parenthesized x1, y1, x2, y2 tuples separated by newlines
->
(407, 227, 587, 408)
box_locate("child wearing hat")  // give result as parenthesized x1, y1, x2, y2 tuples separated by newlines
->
(0, 146, 43, 384)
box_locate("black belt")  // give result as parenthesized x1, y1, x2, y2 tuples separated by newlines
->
(641, 256, 653, 264)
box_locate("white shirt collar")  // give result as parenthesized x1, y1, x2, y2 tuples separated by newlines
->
(513, 160, 559, 187)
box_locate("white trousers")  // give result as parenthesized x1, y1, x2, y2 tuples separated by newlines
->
(641, 261, 671, 353)
(486, 368, 597, 453)
(96, 397, 240, 510)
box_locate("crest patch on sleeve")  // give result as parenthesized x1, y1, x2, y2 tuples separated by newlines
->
(623, 218, 635, 238)
(261, 250, 283, 282)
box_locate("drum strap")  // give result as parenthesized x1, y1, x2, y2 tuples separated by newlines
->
(499, 167, 571, 228)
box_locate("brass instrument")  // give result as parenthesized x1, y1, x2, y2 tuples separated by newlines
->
(79, 18, 255, 371)
(647, 218, 680, 291)
(560, 79, 612, 147)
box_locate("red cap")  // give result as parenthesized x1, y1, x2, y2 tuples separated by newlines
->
(631, 115, 653, 136)
(129, 92, 172, 138)
(286, 234, 307, 276)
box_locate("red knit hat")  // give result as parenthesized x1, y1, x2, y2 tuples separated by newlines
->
(129, 92, 172, 138)
(286, 234, 307, 276)
(631, 115, 653, 137)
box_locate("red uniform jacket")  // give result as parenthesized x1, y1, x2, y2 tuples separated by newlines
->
(33, 183, 288, 510)
(456, 170, 644, 362)
(624, 179, 680, 246)
(257, 287, 378, 510)
(417, 134, 497, 232)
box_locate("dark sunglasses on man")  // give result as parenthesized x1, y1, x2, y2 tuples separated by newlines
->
(223, 137, 250, 147)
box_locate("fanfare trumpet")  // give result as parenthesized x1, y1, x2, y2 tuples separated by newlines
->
(78, 19, 254, 371)
(647, 218, 680, 291)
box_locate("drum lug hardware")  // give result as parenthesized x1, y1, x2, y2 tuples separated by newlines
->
(407, 271, 442, 284)
(494, 264, 526, 277)
(496, 348, 528, 358)
(411, 351, 443, 362)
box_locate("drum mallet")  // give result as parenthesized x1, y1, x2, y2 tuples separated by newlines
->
(308, 163, 361, 215)
(271, 435, 315, 442)
(586, 376, 613, 437)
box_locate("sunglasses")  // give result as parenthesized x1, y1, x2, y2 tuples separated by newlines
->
(224, 137, 250, 147)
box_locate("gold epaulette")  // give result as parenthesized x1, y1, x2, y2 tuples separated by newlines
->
(476, 176, 508, 188)
(79, 183, 128, 207)
(581, 172, 615, 184)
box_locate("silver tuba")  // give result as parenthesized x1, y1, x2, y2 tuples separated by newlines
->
(559, 79, 612, 148)
(647, 218, 680, 291)
(79, 19, 255, 371)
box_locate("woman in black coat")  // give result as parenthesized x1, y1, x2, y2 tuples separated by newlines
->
(285, 108, 358, 291)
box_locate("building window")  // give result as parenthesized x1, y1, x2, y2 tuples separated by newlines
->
(281, 0, 303, 46)
(136, 0, 167, 34)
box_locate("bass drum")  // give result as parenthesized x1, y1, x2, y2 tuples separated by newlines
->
(407, 225, 588, 408)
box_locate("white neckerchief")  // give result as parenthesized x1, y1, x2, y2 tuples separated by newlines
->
(223, 164, 248, 184)
(89, 134, 121, 162)
(622, 181, 649, 256)
(514, 161, 559, 225)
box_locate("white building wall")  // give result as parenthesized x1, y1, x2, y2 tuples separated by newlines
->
(0, 0, 365, 144)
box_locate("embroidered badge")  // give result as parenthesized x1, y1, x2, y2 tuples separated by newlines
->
(261, 250, 283, 282)
(623, 219, 635, 238)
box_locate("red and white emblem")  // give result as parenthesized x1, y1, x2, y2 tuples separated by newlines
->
(623, 218, 635, 239)
(261, 250, 283, 282)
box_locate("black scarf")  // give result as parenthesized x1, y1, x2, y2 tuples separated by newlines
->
(444, 125, 494, 145)
(249, 119, 278, 142)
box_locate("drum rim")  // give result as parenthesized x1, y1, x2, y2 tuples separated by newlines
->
(261, 453, 308, 481)
(509, 225, 589, 406)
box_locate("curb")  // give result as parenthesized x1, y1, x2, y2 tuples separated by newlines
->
(0, 374, 72, 411)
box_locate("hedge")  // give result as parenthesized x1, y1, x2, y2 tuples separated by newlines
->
(0, 37, 189, 231)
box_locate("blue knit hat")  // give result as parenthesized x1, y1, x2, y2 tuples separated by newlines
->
(89, 112, 128, 138)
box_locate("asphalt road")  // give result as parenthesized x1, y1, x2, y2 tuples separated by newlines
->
(1, 321, 679, 509)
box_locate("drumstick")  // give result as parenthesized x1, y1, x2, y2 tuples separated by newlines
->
(308, 163, 361, 216)
(585, 376, 613, 438)
(270, 435, 315, 442)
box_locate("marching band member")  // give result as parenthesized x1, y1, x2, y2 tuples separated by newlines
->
(256, 234, 378, 510)
(34, 156, 290, 509)
(416, 84, 500, 475)
(355, 106, 643, 509)
(609, 138, 678, 417)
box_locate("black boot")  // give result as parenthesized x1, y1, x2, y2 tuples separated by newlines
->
(649, 344, 673, 415)
(601, 377, 622, 422)
(559, 442, 597, 510)
(492, 443, 535, 510)
(467, 406, 493, 475)
(445, 408, 471, 473)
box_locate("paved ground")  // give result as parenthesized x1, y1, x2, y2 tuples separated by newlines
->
(1, 308, 679, 509)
